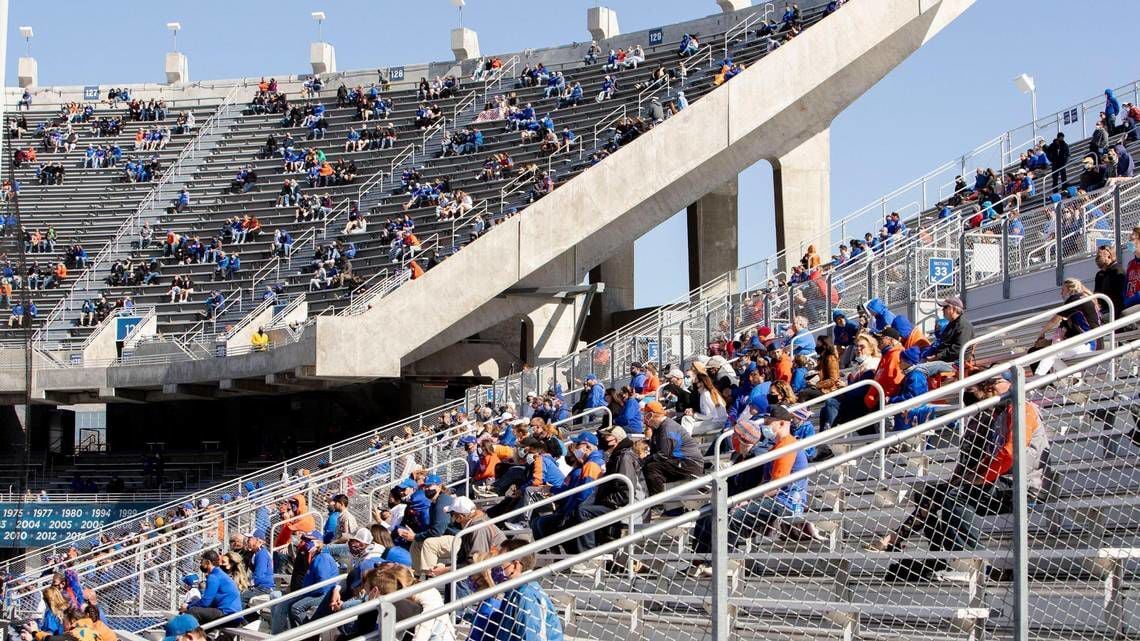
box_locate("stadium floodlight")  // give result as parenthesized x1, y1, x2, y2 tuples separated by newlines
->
(311, 11, 327, 42)
(166, 22, 182, 52)
(19, 26, 33, 56)
(451, 0, 465, 28)
(1012, 73, 1038, 139)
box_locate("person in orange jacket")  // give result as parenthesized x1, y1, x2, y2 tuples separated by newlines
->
(865, 327, 905, 410)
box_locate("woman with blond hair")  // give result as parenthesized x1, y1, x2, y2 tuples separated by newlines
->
(1034, 278, 1102, 375)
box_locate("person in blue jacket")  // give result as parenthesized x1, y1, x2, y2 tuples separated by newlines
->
(184, 550, 242, 624)
(583, 373, 605, 410)
(487, 539, 565, 641)
(612, 386, 644, 434)
(787, 316, 816, 357)
(270, 532, 338, 633)
(242, 534, 275, 605)
(889, 348, 930, 431)
(1105, 88, 1121, 131)
(864, 297, 915, 345)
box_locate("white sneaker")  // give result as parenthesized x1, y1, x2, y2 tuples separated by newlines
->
(685, 564, 713, 578)
(504, 521, 528, 531)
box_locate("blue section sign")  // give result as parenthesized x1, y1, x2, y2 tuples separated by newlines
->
(928, 257, 954, 285)
(645, 339, 659, 362)
(83, 86, 101, 101)
(648, 28, 664, 45)
(115, 316, 142, 341)
(388, 66, 405, 82)
(0, 502, 157, 547)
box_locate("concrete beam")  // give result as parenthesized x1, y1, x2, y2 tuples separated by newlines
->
(450, 28, 480, 62)
(587, 6, 621, 41)
(160, 383, 217, 400)
(97, 388, 149, 404)
(773, 126, 830, 271)
(717, 0, 752, 12)
(585, 247, 635, 339)
(218, 378, 276, 395)
(313, 0, 975, 378)
(687, 177, 739, 293)
(17, 57, 37, 88)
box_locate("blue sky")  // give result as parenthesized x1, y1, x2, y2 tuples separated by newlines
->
(7, 0, 1140, 306)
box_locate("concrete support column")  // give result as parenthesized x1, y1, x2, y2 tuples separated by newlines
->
(17, 57, 37, 88)
(164, 52, 189, 84)
(773, 127, 830, 272)
(309, 42, 337, 75)
(586, 246, 635, 339)
(717, 0, 752, 12)
(687, 177, 739, 293)
(587, 6, 620, 41)
(450, 27, 481, 62)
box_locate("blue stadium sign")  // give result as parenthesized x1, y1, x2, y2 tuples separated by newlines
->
(388, 66, 406, 82)
(648, 29, 664, 45)
(928, 257, 954, 285)
(115, 316, 143, 341)
(83, 86, 100, 101)
(0, 502, 157, 547)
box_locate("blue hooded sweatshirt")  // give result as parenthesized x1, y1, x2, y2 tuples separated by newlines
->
(865, 298, 914, 341)
(1106, 89, 1121, 120)
(614, 397, 644, 434)
(488, 581, 565, 641)
(832, 310, 860, 347)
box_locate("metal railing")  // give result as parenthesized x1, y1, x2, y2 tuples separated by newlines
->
(270, 309, 1140, 641)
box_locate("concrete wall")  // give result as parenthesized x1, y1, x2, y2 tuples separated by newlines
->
(314, 0, 975, 379)
(6, 4, 762, 107)
(225, 304, 276, 353)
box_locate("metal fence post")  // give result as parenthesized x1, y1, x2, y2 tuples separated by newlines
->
(1002, 218, 1011, 300)
(710, 476, 730, 641)
(678, 319, 686, 365)
(866, 264, 875, 301)
(657, 325, 664, 371)
(377, 601, 397, 641)
(1054, 201, 1065, 286)
(825, 273, 834, 321)
(958, 229, 968, 309)
(762, 293, 771, 329)
(1113, 184, 1123, 256)
(1010, 365, 1030, 641)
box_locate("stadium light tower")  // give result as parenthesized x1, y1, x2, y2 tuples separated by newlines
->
(16, 26, 37, 87)
(449, 0, 480, 61)
(309, 11, 336, 74)
(166, 22, 181, 52)
(452, 0, 465, 28)
(164, 21, 189, 84)
(1013, 73, 1038, 140)
(312, 11, 326, 42)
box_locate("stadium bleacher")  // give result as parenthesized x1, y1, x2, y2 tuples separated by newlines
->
(5, 1, 1140, 640)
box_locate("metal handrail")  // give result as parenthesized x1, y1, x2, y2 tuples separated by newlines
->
(722, 3, 776, 61)
(32, 84, 245, 348)
(452, 89, 478, 122)
(448, 199, 489, 249)
(266, 293, 306, 330)
(482, 55, 519, 100)
(269, 309, 1140, 641)
(591, 103, 626, 150)
(221, 295, 276, 342)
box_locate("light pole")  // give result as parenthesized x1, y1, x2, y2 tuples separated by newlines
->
(18, 25, 31, 56)
(1013, 73, 1038, 142)
(452, 0, 465, 28)
(166, 22, 181, 52)
(311, 11, 326, 42)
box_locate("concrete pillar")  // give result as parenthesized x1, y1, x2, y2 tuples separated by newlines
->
(773, 127, 830, 271)
(586, 245, 635, 339)
(587, 6, 620, 41)
(687, 177, 739, 293)
(450, 27, 480, 62)
(717, 0, 752, 12)
(164, 52, 189, 85)
(309, 42, 337, 75)
(17, 57, 37, 88)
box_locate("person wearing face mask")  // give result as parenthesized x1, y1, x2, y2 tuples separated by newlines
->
(316, 528, 384, 617)
(240, 534, 274, 606)
(402, 475, 457, 572)
(413, 497, 506, 593)
(530, 433, 605, 544)
(641, 401, 703, 495)
(659, 367, 694, 413)
(270, 531, 338, 633)
(567, 425, 648, 553)
(182, 550, 241, 625)
(484, 539, 565, 641)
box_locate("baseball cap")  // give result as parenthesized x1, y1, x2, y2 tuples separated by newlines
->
(641, 401, 666, 415)
(397, 477, 418, 490)
(520, 437, 545, 450)
(573, 432, 599, 446)
(940, 296, 964, 311)
(458, 435, 477, 446)
(585, 372, 598, 381)
(599, 425, 627, 441)
(444, 496, 477, 515)
(765, 405, 795, 423)
(163, 614, 201, 641)
(424, 474, 443, 486)
(706, 355, 728, 369)
(348, 528, 373, 544)
(180, 574, 199, 587)
(666, 368, 685, 379)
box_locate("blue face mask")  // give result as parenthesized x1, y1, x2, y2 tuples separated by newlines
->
(491, 567, 509, 584)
